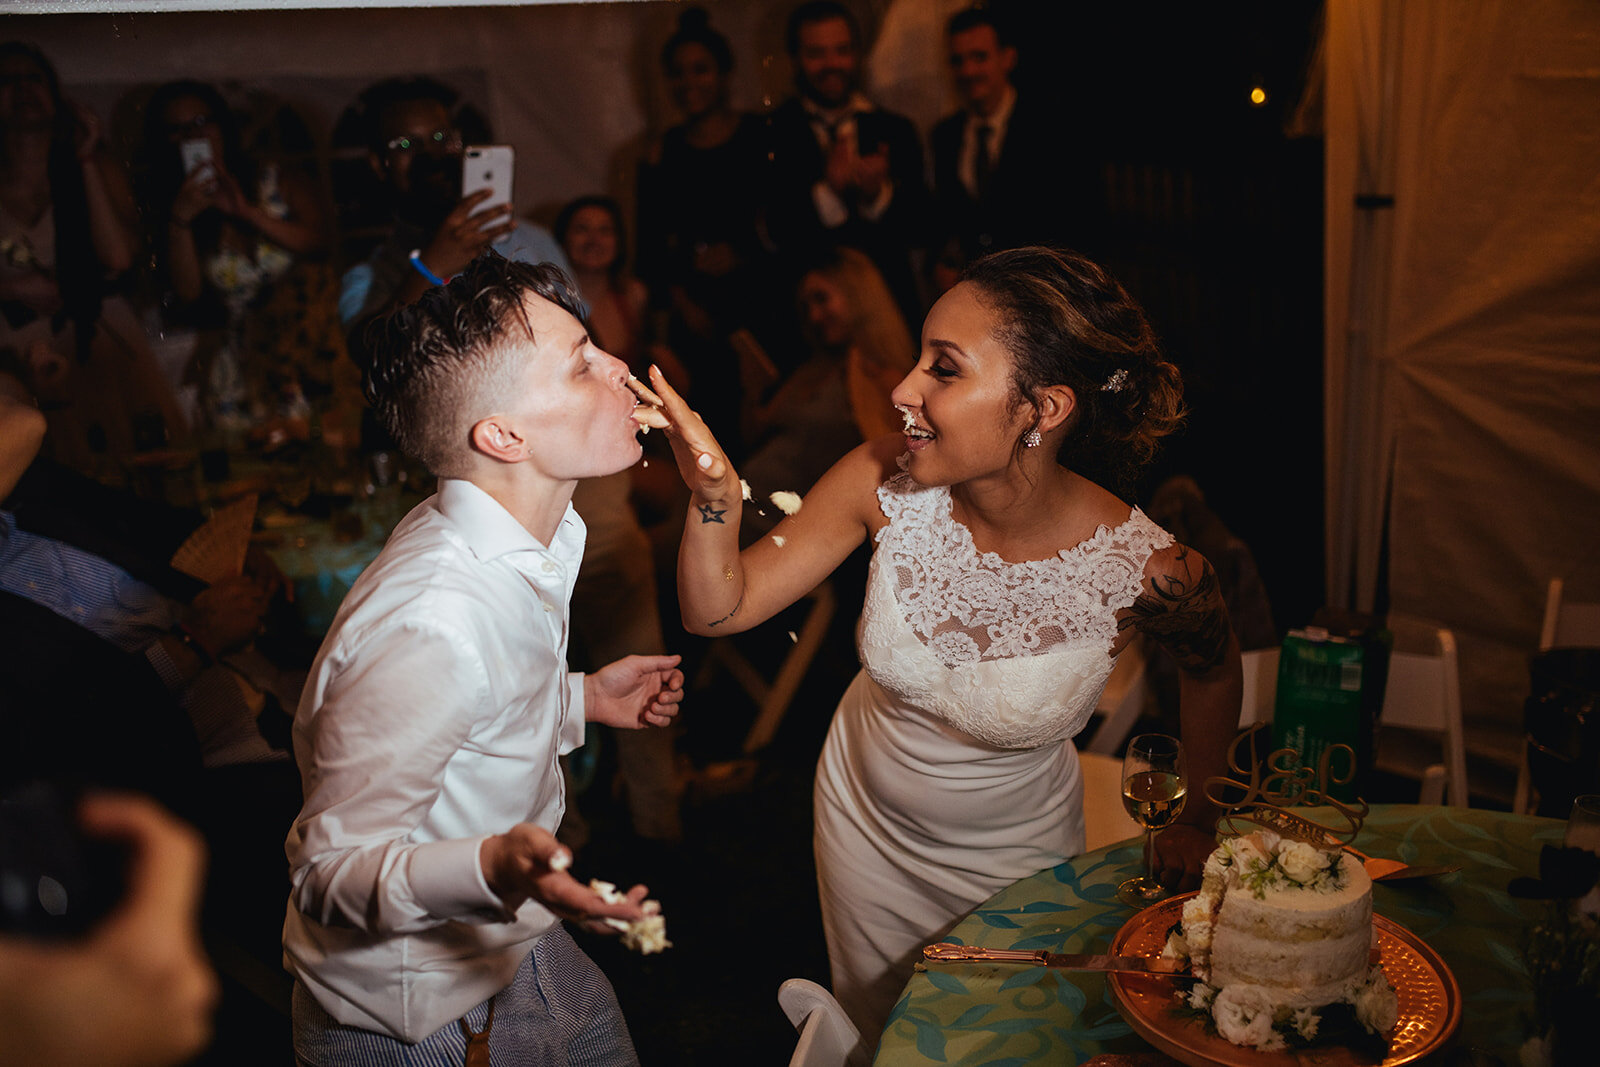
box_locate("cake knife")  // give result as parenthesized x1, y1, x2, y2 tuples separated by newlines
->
(924, 943, 1187, 974)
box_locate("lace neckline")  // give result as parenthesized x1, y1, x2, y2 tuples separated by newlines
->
(940, 487, 1141, 572)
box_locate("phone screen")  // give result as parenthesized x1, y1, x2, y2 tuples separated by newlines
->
(179, 138, 213, 177)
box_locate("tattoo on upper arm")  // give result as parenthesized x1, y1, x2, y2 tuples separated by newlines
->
(706, 591, 743, 629)
(1123, 547, 1230, 672)
(697, 503, 727, 524)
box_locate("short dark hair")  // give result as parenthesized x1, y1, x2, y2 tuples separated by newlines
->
(785, 1, 860, 57)
(365, 251, 586, 477)
(355, 75, 459, 155)
(662, 6, 734, 74)
(960, 246, 1184, 498)
(947, 6, 1013, 49)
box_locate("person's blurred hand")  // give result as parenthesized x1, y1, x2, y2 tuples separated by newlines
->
(480, 823, 654, 935)
(0, 793, 219, 1067)
(855, 147, 890, 200)
(420, 190, 515, 279)
(68, 99, 103, 162)
(171, 165, 219, 227)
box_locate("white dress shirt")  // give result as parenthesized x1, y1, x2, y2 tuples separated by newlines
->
(283, 478, 589, 1042)
(804, 92, 895, 226)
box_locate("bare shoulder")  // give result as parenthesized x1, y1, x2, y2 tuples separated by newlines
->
(1121, 540, 1233, 673)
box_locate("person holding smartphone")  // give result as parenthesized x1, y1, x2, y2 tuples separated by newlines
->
(337, 76, 570, 340)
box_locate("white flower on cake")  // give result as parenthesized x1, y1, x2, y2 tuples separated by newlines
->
(1279, 840, 1333, 885)
(1213, 986, 1284, 1051)
(769, 491, 802, 515)
(588, 879, 672, 955)
(1292, 1007, 1321, 1041)
(1351, 967, 1399, 1034)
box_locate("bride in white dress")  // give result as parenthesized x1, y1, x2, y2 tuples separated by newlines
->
(650, 246, 1243, 1048)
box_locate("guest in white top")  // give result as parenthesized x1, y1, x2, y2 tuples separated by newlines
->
(284, 252, 683, 1064)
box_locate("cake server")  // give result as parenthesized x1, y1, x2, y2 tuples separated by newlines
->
(924, 943, 1186, 974)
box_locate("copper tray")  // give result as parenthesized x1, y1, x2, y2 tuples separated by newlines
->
(1106, 893, 1461, 1067)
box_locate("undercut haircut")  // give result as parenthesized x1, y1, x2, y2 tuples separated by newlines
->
(364, 251, 585, 478)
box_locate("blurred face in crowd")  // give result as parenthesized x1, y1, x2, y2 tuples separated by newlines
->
(374, 97, 464, 225)
(562, 204, 621, 276)
(799, 270, 853, 351)
(0, 52, 55, 129)
(794, 16, 858, 109)
(162, 93, 225, 168)
(948, 24, 1016, 117)
(667, 41, 728, 121)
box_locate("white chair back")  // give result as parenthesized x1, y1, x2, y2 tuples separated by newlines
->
(780, 978, 868, 1067)
(1231, 624, 1467, 807)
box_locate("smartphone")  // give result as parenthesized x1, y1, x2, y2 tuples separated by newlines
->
(461, 145, 514, 217)
(179, 137, 213, 178)
(0, 781, 125, 939)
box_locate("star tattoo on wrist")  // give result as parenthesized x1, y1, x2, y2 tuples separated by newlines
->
(698, 502, 727, 524)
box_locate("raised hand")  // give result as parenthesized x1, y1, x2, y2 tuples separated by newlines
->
(420, 189, 516, 280)
(647, 364, 739, 508)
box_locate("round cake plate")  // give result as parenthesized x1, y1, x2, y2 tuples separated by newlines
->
(1106, 893, 1461, 1067)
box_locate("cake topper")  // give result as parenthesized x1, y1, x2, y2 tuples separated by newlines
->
(1202, 724, 1369, 847)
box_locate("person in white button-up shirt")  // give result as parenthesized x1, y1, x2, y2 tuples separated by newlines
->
(284, 252, 683, 1064)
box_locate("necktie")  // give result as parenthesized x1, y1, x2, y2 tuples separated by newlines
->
(974, 122, 994, 198)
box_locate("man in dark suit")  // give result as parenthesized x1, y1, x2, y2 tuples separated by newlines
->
(765, 0, 929, 323)
(931, 7, 1083, 266)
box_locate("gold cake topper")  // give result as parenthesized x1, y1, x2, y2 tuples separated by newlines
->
(1202, 725, 1369, 848)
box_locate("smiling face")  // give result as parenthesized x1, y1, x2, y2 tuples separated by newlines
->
(667, 40, 728, 121)
(499, 291, 642, 481)
(890, 282, 1033, 486)
(0, 52, 56, 129)
(561, 204, 620, 276)
(794, 16, 859, 109)
(799, 270, 853, 351)
(948, 25, 1016, 117)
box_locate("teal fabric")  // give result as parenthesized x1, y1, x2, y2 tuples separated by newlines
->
(874, 804, 1564, 1065)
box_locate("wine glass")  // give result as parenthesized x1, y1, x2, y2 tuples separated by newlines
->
(1117, 733, 1188, 906)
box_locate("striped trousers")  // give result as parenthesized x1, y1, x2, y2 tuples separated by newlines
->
(292, 926, 638, 1066)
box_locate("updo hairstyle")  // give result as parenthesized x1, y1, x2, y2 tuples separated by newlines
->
(961, 246, 1184, 497)
(662, 7, 734, 73)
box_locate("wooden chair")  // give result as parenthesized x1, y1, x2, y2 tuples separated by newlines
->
(1514, 579, 1600, 812)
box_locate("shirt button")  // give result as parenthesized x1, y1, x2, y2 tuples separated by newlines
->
(542, 561, 556, 574)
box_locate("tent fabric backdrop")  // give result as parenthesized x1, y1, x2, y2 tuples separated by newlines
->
(1325, 0, 1600, 764)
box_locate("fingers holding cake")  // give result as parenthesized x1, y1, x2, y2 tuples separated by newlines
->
(645, 364, 738, 502)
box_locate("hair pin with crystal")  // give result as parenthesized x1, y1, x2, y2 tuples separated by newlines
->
(1101, 368, 1130, 393)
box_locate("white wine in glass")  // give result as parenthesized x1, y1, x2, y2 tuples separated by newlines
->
(1118, 733, 1187, 905)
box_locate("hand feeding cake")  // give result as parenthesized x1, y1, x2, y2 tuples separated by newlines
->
(1164, 830, 1398, 1051)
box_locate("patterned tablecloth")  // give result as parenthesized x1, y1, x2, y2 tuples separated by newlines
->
(874, 804, 1564, 1065)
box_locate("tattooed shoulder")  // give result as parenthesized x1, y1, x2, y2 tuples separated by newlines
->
(1120, 543, 1230, 672)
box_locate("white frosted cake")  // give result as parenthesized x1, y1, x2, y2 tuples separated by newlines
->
(1165, 830, 1398, 1051)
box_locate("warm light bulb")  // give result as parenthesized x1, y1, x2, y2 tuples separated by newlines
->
(1249, 86, 1268, 106)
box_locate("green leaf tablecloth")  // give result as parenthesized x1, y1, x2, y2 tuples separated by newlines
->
(874, 804, 1564, 1065)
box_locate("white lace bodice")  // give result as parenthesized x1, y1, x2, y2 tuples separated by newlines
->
(859, 465, 1173, 749)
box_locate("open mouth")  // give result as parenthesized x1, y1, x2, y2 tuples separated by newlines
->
(897, 405, 934, 441)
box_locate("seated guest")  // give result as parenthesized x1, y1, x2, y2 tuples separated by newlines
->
(739, 247, 913, 514)
(930, 7, 1084, 265)
(0, 42, 185, 480)
(337, 76, 569, 338)
(284, 253, 682, 1061)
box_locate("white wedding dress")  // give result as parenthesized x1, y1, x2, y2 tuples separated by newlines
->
(813, 462, 1172, 1041)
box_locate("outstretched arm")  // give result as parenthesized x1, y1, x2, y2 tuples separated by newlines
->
(1126, 542, 1242, 890)
(648, 365, 884, 636)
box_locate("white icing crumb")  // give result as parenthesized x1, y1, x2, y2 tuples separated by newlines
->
(589, 879, 672, 955)
(548, 851, 571, 872)
(787, 631, 798, 643)
(740, 479, 753, 501)
(769, 491, 802, 515)
(771, 535, 786, 547)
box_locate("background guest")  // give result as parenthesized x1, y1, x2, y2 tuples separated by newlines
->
(764, 1, 928, 329)
(0, 41, 183, 480)
(635, 6, 777, 458)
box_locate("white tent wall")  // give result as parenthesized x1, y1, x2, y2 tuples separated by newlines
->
(1326, 0, 1600, 787)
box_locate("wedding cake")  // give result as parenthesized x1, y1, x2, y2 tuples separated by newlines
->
(1164, 830, 1398, 1051)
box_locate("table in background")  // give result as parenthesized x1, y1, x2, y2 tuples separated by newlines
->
(875, 805, 1564, 1065)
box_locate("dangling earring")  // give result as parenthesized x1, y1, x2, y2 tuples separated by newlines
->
(1023, 429, 1043, 449)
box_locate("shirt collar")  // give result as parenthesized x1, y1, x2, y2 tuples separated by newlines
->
(435, 478, 586, 569)
(970, 86, 1017, 133)
(803, 91, 875, 126)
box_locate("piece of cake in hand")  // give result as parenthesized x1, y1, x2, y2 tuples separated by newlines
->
(1162, 830, 1398, 1052)
(590, 879, 672, 955)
